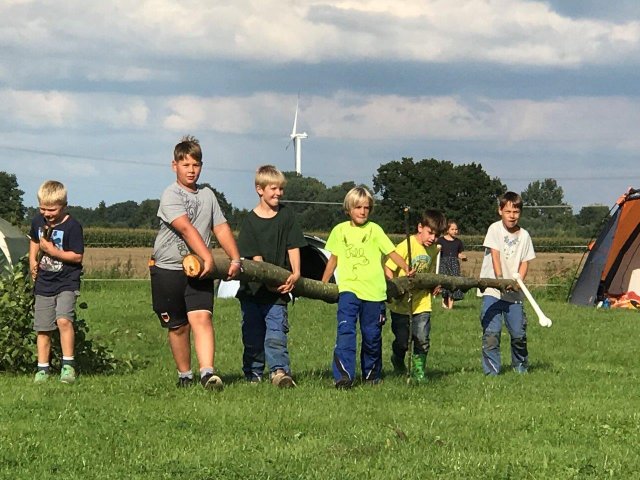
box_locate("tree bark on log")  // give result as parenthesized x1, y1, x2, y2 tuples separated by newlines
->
(210, 252, 516, 304)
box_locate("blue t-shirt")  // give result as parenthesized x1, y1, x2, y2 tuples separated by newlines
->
(30, 214, 84, 296)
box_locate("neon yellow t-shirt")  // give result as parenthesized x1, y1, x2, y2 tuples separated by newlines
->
(385, 235, 438, 314)
(325, 220, 396, 301)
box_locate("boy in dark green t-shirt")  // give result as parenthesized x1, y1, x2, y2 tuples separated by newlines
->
(236, 165, 307, 387)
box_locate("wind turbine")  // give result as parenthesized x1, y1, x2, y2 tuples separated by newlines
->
(288, 98, 308, 176)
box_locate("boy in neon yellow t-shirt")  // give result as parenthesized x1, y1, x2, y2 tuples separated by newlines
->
(322, 186, 411, 388)
(384, 209, 446, 383)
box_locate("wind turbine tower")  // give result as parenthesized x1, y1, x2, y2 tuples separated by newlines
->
(289, 99, 308, 176)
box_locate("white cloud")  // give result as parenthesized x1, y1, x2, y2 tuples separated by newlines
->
(1, 0, 639, 70)
(4, 88, 640, 156)
(0, 89, 149, 129)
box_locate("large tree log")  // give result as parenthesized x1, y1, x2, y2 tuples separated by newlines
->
(208, 252, 516, 304)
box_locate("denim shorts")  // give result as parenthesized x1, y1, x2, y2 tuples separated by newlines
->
(34, 290, 79, 331)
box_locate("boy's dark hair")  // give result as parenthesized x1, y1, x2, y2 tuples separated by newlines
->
(419, 209, 447, 236)
(174, 135, 202, 163)
(499, 191, 523, 210)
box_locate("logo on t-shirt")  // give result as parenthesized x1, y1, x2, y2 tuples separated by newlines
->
(39, 227, 64, 273)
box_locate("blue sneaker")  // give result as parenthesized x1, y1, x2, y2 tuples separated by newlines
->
(513, 365, 528, 374)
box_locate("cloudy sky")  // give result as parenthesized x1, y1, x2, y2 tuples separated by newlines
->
(1, 0, 640, 214)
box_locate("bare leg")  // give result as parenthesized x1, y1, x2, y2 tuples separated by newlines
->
(37, 332, 52, 363)
(57, 317, 75, 357)
(188, 310, 214, 370)
(447, 297, 454, 310)
(168, 324, 192, 372)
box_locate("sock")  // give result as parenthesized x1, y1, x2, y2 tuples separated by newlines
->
(200, 367, 214, 378)
(62, 356, 75, 368)
(37, 363, 50, 374)
(178, 370, 193, 379)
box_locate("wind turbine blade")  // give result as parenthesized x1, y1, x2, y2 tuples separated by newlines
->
(291, 99, 299, 136)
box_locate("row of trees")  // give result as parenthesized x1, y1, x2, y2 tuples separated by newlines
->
(1, 163, 611, 237)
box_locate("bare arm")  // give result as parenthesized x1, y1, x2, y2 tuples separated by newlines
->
(29, 239, 39, 280)
(213, 222, 242, 280)
(383, 264, 395, 280)
(518, 260, 529, 281)
(490, 248, 502, 278)
(278, 247, 301, 294)
(38, 238, 83, 264)
(171, 214, 214, 277)
(321, 254, 337, 283)
(387, 251, 412, 276)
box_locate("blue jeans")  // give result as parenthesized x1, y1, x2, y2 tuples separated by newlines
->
(480, 296, 528, 375)
(333, 292, 386, 383)
(240, 301, 290, 379)
(390, 311, 431, 358)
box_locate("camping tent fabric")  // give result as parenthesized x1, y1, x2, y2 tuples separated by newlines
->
(569, 189, 640, 306)
(0, 217, 29, 271)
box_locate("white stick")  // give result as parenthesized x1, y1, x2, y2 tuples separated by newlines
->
(512, 273, 552, 327)
(435, 244, 442, 274)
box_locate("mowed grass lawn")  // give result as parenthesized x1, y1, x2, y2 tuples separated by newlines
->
(1, 280, 639, 479)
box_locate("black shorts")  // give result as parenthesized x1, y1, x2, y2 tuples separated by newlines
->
(150, 266, 214, 329)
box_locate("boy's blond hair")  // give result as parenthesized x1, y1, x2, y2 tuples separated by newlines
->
(37, 180, 67, 206)
(255, 165, 286, 188)
(343, 186, 374, 214)
(174, 135, 202, 163)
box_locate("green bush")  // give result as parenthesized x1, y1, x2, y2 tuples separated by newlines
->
(0, 257, 118, 374)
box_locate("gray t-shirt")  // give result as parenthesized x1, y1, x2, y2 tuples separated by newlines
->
(153, 183, 226, 270)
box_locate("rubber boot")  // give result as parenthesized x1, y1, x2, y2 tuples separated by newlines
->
(411, 354, 427, 383)
(390, 352, 406, 374)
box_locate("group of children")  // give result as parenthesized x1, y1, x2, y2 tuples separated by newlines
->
(29, 135, 535, 388)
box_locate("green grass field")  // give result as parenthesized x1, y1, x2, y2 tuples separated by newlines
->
(1, 280, 639, 479)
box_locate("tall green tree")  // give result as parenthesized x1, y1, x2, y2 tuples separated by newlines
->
(520, 178, 575, 235)
(280, 174, 354, 232)
(575, 204, 611, 237)
(0, 172, 26, 225)
(372, 158, 505, 234)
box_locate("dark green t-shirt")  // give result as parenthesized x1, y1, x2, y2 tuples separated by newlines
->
(236, 204, 306, 304)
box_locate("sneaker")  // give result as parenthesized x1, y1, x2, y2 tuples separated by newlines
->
(390, 353, 406, 374)
(200, 373, 224, 391)
(364, 378, 382, 386)
(246, 374, 263, 384)
(60, 365, 76, 384)
(335, 377, 353, 390)
(513, 365, 528, 374)
(34, 370, 49, 383)
(176, 376, 194, 388)
(271, 370, 296, 388)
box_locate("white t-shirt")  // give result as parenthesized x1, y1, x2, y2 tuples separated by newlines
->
(479, 220, 535, 301)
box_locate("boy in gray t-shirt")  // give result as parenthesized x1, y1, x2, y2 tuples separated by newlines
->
(150, 135, 242, 390)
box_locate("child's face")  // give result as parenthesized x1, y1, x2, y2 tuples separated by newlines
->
(498, 202, 521, 231)
(447, 223, 459, 237)
(348, 201, 371, 226)
(39, 203, 66, 225)
(416, 224, 438, 247)
(257, 183, 284, 208)
(172, 154, 202, 191)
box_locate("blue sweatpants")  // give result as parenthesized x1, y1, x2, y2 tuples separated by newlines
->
(333, 292, 385, 383)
